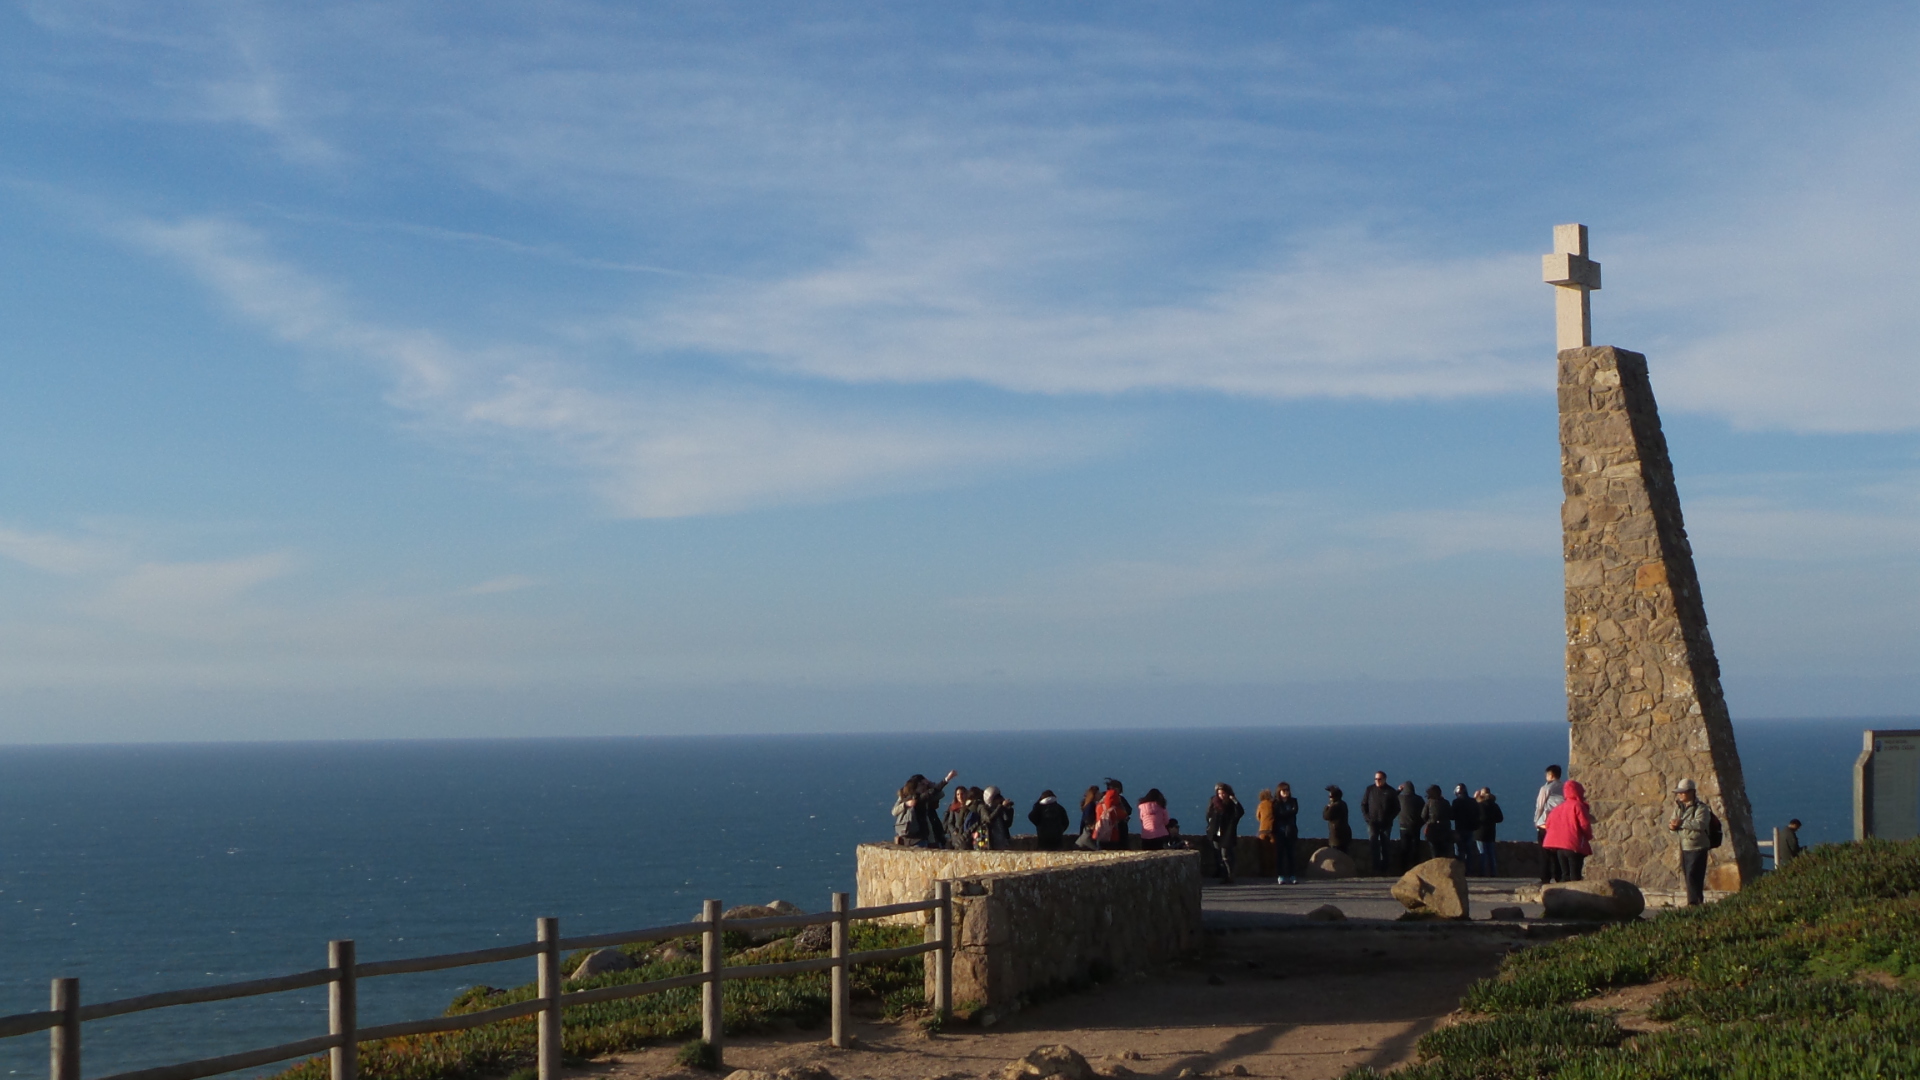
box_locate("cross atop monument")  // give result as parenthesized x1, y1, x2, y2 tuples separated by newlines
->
(1543, 223, 1602, 351)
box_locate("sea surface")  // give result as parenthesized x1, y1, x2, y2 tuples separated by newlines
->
(0, 720, 1883, 1076)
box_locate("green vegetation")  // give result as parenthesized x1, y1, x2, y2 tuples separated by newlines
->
(272, 922, 927, 1080)
(1345, 840, 1920, 1080)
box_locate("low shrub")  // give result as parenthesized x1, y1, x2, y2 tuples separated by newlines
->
(1380, 841, 1920, 1080)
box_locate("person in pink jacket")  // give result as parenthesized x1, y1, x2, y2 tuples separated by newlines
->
(1138, 788, 1171, 849)
(1541, 779, 1594, 882)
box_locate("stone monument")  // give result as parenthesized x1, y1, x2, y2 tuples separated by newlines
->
(1547, 224, 1762, 894)
(1855, 729, 1920, 840)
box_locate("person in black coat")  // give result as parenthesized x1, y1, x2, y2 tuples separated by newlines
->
(1360, 771, 1398, 874)
(1473, 788, 1505, 875)
(1324, 785, 1353, 852)
(1423, 784, 1454, 862)
(1396, 781, 1425, 873)
(1271, 782, 1301, 883)
(1450, 784, 1480, 870)
(1028, 790, 1071, 850)
(1206, 783, 1247, 884)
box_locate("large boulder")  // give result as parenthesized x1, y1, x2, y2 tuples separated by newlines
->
(698, 902, 803, 943)
(1001, 1045, 1096, 1080)
(569, 948, 635, 981)
(1542, 878, 1645, 921)
(1391, 858, 1470, 920)
(1307, 846, 1356, 879)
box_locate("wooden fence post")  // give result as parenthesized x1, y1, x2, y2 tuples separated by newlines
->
(329, 940, 357, 1080)
(830, 892, 850, 1048)
(934, 880, 952, 1021)
(48, 978, 78, 1080)
(537, 918, 561, 1080)
(701, 899, 724, 1052)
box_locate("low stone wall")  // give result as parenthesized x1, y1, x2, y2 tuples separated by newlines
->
(855, 844, 1202, 1018)
(856, 842, 1161, 919)
(942, 851, 1202, 1018)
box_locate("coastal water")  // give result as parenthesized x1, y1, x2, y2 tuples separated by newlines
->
(0, 720, 1881, 1076)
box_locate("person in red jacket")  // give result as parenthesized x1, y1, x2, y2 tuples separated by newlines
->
(1541, 779, 1594, 882)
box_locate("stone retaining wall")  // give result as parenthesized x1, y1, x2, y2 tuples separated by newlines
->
(855, 844, 1202, 1018)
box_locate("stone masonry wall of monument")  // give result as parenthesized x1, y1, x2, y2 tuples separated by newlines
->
(1559, 346, 1761, 892)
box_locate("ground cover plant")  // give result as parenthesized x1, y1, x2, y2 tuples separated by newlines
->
(272, 921, 927, 1080)
(1346, 839, 1920, 1080)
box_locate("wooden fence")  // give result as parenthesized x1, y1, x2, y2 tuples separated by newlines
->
(0, 884, 953, 1080)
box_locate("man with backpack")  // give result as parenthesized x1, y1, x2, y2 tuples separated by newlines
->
(1668, 777, 1719, 906)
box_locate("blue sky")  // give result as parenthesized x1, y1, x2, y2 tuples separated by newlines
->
(0, 3, 1915, 741)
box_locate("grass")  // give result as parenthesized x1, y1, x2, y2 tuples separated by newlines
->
(1343, 839, 1920, 1080)
(270, 921, 929, 1080)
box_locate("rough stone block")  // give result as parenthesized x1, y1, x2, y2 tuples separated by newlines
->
(1542, 878, 1646, 921)
(1306, 846, 1356, 879)
(1390, 857, 1469, 920)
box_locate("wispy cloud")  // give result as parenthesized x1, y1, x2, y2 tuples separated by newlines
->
(0, 525, 124, 575)
(128, 217, 1092, 517)
(460, 574, 542, 596)
(633, 238, 1545, 400)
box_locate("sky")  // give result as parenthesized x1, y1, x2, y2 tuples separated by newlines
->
(0, 2, 1915, 742)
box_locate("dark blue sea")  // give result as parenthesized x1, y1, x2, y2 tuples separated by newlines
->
(0, 720, 1881, 1076)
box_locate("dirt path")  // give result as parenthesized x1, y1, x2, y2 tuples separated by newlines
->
(586, 925, 1528, 1080)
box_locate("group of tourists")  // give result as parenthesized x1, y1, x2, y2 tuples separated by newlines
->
(1349, 773, 1507, 878)
(892, 762, 1752, 907)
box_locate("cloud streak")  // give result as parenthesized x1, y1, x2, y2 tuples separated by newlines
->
(128, 217, 1090, 518)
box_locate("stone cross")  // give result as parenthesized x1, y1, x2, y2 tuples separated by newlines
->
(1543, 223, 1603, 350)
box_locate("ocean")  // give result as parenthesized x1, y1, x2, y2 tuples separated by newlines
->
(0, 720, 1881, 1076)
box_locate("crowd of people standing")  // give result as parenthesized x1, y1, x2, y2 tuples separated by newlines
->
(892, 762, 1740, 906)
(890, 769, 1510, 885)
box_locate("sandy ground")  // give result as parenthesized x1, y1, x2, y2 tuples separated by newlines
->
(585, 922, 1538, 1080)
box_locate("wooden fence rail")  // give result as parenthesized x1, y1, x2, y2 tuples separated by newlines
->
(0, 884, 953, 1080)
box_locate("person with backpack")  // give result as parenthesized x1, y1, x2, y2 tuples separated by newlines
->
(1669, 777, 1717, 905)
(1094, 779, 1132, 850)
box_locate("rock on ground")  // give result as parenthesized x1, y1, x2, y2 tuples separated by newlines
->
(1487, 906, 1526, 921)
(1304, 904, 1346, 922)
(794, 922, 833, 952)
(1001, 1045, 1096, 1080)
(1391, 858, 1470, 920)
(695, 901, 807, 943)
(1307, 847, 1356, 879)
(1542, 879, 1645, 921)
(569, 948, 636, 981)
